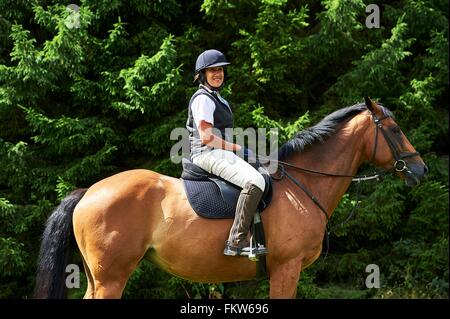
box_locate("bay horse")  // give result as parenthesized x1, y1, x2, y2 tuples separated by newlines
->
(34, 98, 427, 299)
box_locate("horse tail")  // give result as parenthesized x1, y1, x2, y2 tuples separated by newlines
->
(34, 188, 88, 299)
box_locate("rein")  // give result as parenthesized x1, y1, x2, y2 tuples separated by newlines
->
(271, 157, 391, 182)
(260, 108, 421, 258)
(270, 162, 368, 258)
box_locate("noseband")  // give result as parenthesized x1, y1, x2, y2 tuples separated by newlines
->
(369, 110, 420, 173)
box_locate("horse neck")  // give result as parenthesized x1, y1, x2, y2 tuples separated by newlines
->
(285, 115, 369, 218)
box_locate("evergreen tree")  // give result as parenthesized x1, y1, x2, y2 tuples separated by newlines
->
(0, 0, 447, 298)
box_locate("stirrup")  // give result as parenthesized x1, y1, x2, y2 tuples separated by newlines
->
(223, 245, 247, 257)
(246, 234, 268, 261)
(223, 242, 254, 257)
(223, 243, 268, 260)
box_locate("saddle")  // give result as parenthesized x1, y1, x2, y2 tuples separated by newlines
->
(181, 158, 273, 219)
(181, 158, 272, 272)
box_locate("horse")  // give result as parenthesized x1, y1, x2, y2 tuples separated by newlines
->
(34, 97, 427, 299)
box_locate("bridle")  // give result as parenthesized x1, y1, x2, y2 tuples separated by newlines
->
(268, 109, 421, 184)
(260, 107, 421, 257)
(369, 109, 420, 174)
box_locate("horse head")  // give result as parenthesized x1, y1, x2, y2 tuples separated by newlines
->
(363, 96, 428, 186)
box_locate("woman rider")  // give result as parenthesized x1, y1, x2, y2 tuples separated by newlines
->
(186, 49, 268, 257)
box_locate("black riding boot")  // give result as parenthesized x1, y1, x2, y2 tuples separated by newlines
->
(224, 182, 268, 257)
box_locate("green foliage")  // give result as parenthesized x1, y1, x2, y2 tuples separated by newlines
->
(251, 104, 310, 144)
(129, 111, 186, 156)
(20, 106, 117, 156)
(55, 176, 76, 200)
(0, 238, 27, 277)
(406, 181, 448, 241)
(112, 35, 182, 116)
(377, 237, 449, 298)
(326, 16, 414, 105)
(0, 198, 15, 228)
(120, 260, 225, 299)
(231, 0, 310, 113)
(0, 0, 447, 299)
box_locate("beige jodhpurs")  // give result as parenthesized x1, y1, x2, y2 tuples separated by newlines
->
(192, 149, 265, 192)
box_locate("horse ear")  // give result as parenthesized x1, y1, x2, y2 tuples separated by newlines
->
(364, 96, 376, 113)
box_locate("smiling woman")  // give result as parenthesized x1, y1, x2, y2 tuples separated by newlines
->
(186, 49, 268, 257)
(205, 67, 225, 88)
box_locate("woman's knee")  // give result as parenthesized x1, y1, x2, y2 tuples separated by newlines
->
(251, 173, 265, 193)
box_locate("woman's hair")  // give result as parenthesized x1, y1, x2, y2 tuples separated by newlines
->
(197, 70, 206, 84)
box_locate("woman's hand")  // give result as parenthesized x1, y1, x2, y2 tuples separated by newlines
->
(198, 120, 241, 152)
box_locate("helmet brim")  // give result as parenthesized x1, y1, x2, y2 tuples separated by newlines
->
(206, 62, 230, 69)
(196, 62, 231, 73)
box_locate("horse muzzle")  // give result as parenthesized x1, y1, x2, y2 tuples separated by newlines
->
(402, 163, 428, 187)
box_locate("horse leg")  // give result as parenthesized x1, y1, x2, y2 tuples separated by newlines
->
(88, 256, 141, 299)
(87, 251, 144, 299)
(80, 254, 95, 299)
(83, 234, 148, 299)
(94, 280, 128, 299)
(269, 256, 303, 298)
(74, 221, 147, 299)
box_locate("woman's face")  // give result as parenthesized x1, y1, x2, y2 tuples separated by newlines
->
(205, 67, 224, 88)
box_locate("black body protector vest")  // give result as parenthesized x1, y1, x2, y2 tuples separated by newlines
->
(186, 86, 234, 160)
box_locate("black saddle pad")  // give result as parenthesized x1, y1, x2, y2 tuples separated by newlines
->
(182, 179, 239, 218)
(181, 158, 273, 219)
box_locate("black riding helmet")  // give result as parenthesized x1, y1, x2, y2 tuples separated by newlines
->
(194, 49, 230, 87)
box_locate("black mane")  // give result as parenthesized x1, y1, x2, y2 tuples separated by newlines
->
(277, 103, 392, 160)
